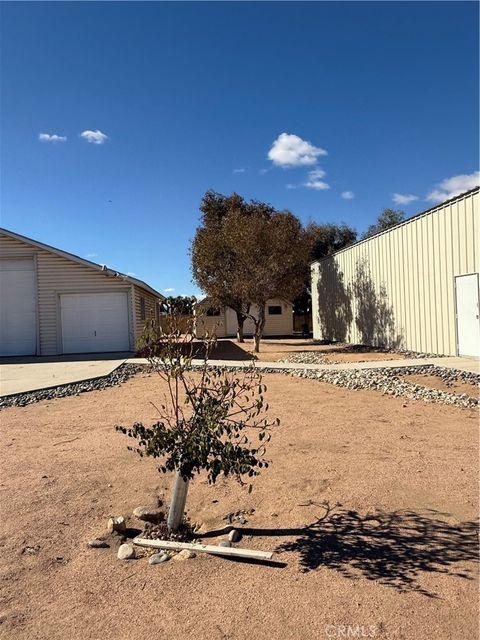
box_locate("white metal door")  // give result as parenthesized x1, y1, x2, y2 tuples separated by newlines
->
(0, 258, 37, 356)
(60, 292, 130, 353)
(455, 274, 480, 357)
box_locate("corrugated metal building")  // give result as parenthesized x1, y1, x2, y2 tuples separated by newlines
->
(0, 228, 164, 356)
(311, 188, 479, 357)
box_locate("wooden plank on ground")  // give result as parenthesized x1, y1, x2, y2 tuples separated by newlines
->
(133, 537, 273, 561)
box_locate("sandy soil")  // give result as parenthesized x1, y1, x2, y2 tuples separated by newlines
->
(403, 373, 479, 399)
(0, 373, 478, 640)
(207, 338, 407, 363)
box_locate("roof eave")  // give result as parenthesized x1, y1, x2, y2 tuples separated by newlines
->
(0, 227, 165, 300)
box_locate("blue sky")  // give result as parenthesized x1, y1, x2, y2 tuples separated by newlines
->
(1, 1, 478, 296)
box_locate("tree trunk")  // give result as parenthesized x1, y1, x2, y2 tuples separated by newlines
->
(236, 311, 245, 343)
(167, 471, 190, 532)
(252, 303, 266, 353)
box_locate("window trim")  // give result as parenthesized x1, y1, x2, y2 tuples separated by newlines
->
(268, 305, 282, 315)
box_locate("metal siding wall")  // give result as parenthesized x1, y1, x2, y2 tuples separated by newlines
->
(0, 234, 140, 355)
(311, 190, 479, 355)
(133, 286, 160, 346)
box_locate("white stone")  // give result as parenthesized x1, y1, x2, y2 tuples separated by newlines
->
(228, 529, 242, 543)
(117, 543, 136, 560)
(149, 553, 169, 565)
(107, 516, 126, 533)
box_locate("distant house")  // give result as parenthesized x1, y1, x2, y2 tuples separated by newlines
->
(311, 187, 479, 357)
(0, 228, 164, 356)
(196, 298, 294, 338)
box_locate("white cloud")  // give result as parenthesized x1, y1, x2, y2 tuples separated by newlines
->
(304, 168, 330, 190)
(233, 168, 245, 174)
(38, 133, 67, 143)
(127, 272, 136, 277)
(268, 133, 327, 167)
(80, 129, 108, 145)
(286, 184, 297, 190)
(259, 168, 268, 175)
(164, 287, 175, 293)
(426, 172, 480, 203)
(86, 253, 98, 259)
(341, 191, 354, 200)
(392, 193, 418, 205)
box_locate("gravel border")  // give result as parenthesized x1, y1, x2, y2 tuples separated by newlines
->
(289, 365, 479, 409)
(1, 361, 477, 410)
(282, 348, 445, 366)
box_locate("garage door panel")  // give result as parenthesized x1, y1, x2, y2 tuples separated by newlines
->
(60, 292, 130, 353)
(0, 258, 37, 356)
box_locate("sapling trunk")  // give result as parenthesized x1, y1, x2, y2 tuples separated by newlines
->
(236, 324, 244, 343)
(167, 471, 190, 532)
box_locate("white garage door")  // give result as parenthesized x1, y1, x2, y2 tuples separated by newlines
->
(0, 258, 37, 356)
(60, 292, 130, 354)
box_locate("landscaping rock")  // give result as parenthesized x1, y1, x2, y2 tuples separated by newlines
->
(87, 539, 109, 549)
(117, 543, 136, 560)
(290, 365, 479, 409)
(173, 549, 196, 560)
(107, 516, 126, 533)
(148, 552, 170, 565)
(133, 507, 165, 523)
(218, 540, 231, 548)
(228, 529, 242, 543)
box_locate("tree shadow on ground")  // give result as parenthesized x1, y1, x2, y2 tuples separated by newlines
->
(145, 339, 253, 361)
(351, 259, 403, 348)
(199, 504, 478, 597)
(316, 260, 352, 342)
(273, 504, 478, 597)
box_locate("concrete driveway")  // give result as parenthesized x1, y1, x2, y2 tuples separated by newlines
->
(0, 355, 127, 397)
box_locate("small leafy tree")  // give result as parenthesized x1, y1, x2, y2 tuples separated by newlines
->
(162, 295, 197, 316)
(115, 315, 278, 532)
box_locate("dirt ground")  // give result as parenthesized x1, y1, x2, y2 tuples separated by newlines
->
(207, 338, 407, 363)
(403, 373, 479, 399)
(1, 372, 478, 640)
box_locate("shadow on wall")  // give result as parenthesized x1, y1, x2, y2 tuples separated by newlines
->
(351, 259, 403, 348)
(317, 257, 403, 347)
(316, 259, 353, 342)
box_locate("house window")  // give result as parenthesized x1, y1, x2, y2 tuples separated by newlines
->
(268, 305, 282, 315)
(206, 307, 221, 317)
(140, 296, 146, 321)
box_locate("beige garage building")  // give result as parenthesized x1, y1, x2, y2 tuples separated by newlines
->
(196, 298, 294, 338)
(311, 187, 479, 357)
(0, 228, 164, 356)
